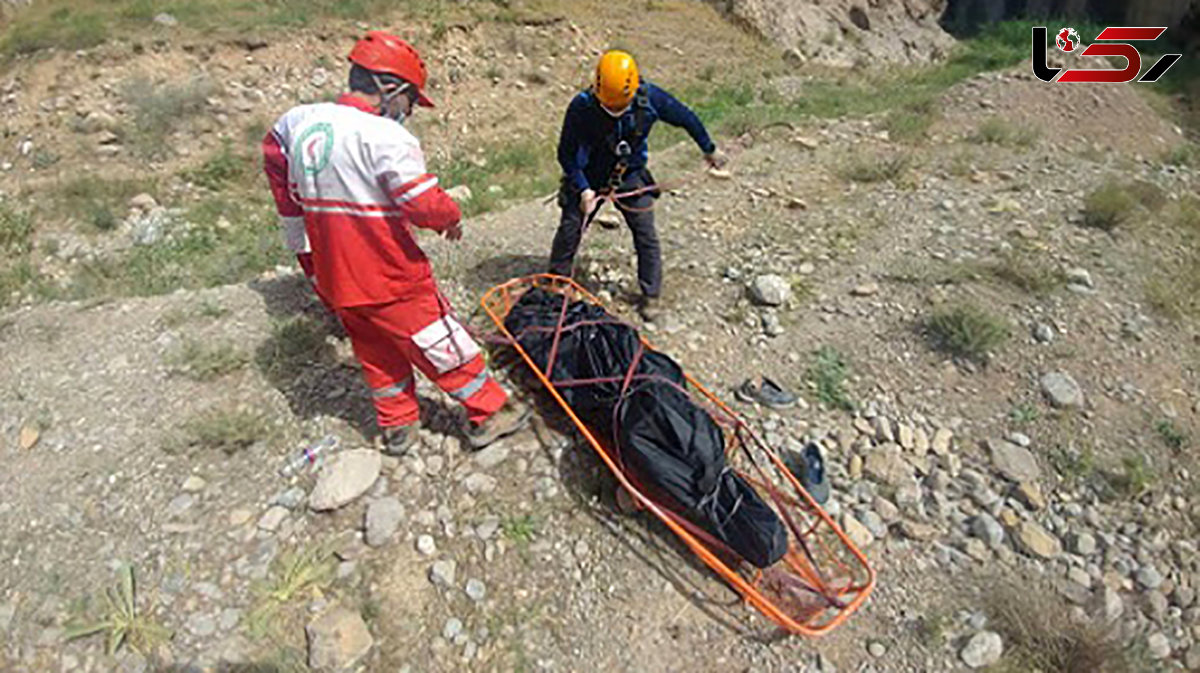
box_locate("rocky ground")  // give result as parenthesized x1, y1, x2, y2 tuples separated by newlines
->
(1, 1, 1199, 672)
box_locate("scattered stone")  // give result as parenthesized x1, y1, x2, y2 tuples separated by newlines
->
(306, 607, 373, 672)
(166, 494, 195, 518)
(761, 312, 784, 337)
(18, 425, 39, 450)
(430, 560, 457, 588)
(851, 282, 880, 297)
(897, 424, 914, 450)
(446, 185, 473, 203)
(465, 579, 487, 603)
(1184, 644, 1200, 670)
(473, 444, 510, 469)
(913, 427, 930, 456)
(867, 641, 886, 658)
(842, 512, 874, 549)
(749, 274, 792, 306)
(128, 193, 158, 211)
(873, 417, 895, 443)
(1015, 521, 1062, 559)
(931, 428, 953, 456)
(228, 509, 253, 527)
(971, 514, 1005, 549)
(899, 520, 938, 541)
(443, 617, 463, 640)
(864, 448, 912, 487)
(1137, 565, 1164, 591)
(787, 197, 808, 210)
(1041, 372, 1084, 409)
(257, 506, 289, 533)
(181, 476, 207, 493)
(848, 454, 864, 480)
(1007, 432, 1031, 448)
(273, 487, 307, 510)
(463, 473, 498, 495)
(1065, 267, 1094, 288)
(187, 613, 216, 637)
(310, 450, 382, 511)
(365, 497, 404, 548)
(1147, 632, 1171, 660)
(475, 516, 501, 541)
(1033, 322, 1056, 344)
(988, 438, 1041, 483)
(793, 136, 819, 150)
(1067, 566, 1092, 588)
(153, 12, 178, 27)
(707, 167, 733, 180)
(416, 535, 437, 557)
(961, 630, 1003, 668)
(1069, 531, 1097, 557)
(858, 510, 887, 539)
(1015, 481, 1047, 511)
(1094, 586, 1124, 622)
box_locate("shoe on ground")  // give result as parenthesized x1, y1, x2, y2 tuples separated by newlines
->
(381, 425, 418, 457)
(785, 441, 831, 505)
(466, 399, 532, 450)
(735, 377, 798, 409)
(638, 295, 664, 322)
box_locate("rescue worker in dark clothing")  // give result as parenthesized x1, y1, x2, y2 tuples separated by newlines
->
(549, 50, 726, 321)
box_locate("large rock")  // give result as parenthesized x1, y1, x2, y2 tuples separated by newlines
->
(1040, 372, 1084, 408)
(961, 630, 1004, 668)
(864, 446, 913, 487)
(988, 438, 1041, 483)
(711, 0, 956, 67)
(310, 450, 382, 512)
(1014, 521, 1062, 559)
(306, 607, 373, 672)
(749, 274, 792, 306)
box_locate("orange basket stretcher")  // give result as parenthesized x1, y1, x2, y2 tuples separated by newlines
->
(480, 274, 875, 637)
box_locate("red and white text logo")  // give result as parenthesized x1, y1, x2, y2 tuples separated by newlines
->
(1032, 26, 1182, 84)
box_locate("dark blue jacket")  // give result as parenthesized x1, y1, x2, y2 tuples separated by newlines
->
(557, 81, 716, 193)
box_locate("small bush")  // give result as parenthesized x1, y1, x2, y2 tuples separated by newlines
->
(0, 204, 34, 255)
(257, 315, 332, 379)
(884, 99, 940, 143)
(987, 579, 1129, 673)
(169, 339, 249, 381)
(1154, 419, 1187, 451)
(1106, 454, 1155, 498)
(56, 176, 156, 233)
(1049, 443, 1096, 490)
(1009, 402, 1040, 425)
(122, 76, 218, 159)
(837, 150, 911, 184)
(807, 346, 854, 411)
(968, 116, 1039, 147)
(924, 304, 1010, 364)
(184, 141, 251, 191)
(977, 251, 1064, 296)
(175, 406, 266, 455)
(1081, 181, 1137, 231)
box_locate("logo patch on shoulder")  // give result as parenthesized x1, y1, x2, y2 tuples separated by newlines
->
(294, 122, 334, 175)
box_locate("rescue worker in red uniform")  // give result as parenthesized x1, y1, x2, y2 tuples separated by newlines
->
(262, 32, 529, 455)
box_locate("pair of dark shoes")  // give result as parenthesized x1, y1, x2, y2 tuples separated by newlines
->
(783, 442, 831, 505)
(381, 400, 533, 456)
(735, 377, 798, 409)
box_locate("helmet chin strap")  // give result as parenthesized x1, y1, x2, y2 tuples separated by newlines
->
(371, 74, 412, 125)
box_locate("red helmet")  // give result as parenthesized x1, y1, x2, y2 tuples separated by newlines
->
(348, 31, 434, 108)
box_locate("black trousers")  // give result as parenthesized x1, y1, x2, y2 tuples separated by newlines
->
(548, 169, 661, 298)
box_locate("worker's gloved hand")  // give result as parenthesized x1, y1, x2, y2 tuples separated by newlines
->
(442, 223, 463, 241)
(704, 150, 727, 170)
(579, 188, 599, 216)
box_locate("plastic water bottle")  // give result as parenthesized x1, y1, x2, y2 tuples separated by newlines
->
(279, 435, 339, 477)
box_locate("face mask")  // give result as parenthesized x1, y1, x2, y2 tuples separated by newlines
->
(372, 75, 412, 125)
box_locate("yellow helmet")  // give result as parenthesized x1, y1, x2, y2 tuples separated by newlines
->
(593, 50, 639, 113)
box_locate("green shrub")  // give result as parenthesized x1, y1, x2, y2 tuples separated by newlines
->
(925, 304, 1010, 364)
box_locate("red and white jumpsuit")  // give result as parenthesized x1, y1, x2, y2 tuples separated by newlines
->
(262, 94, 507, 429)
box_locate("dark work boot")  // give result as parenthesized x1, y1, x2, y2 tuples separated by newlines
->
(465, 399, 532, 450)
(381, 425, 418, 457)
